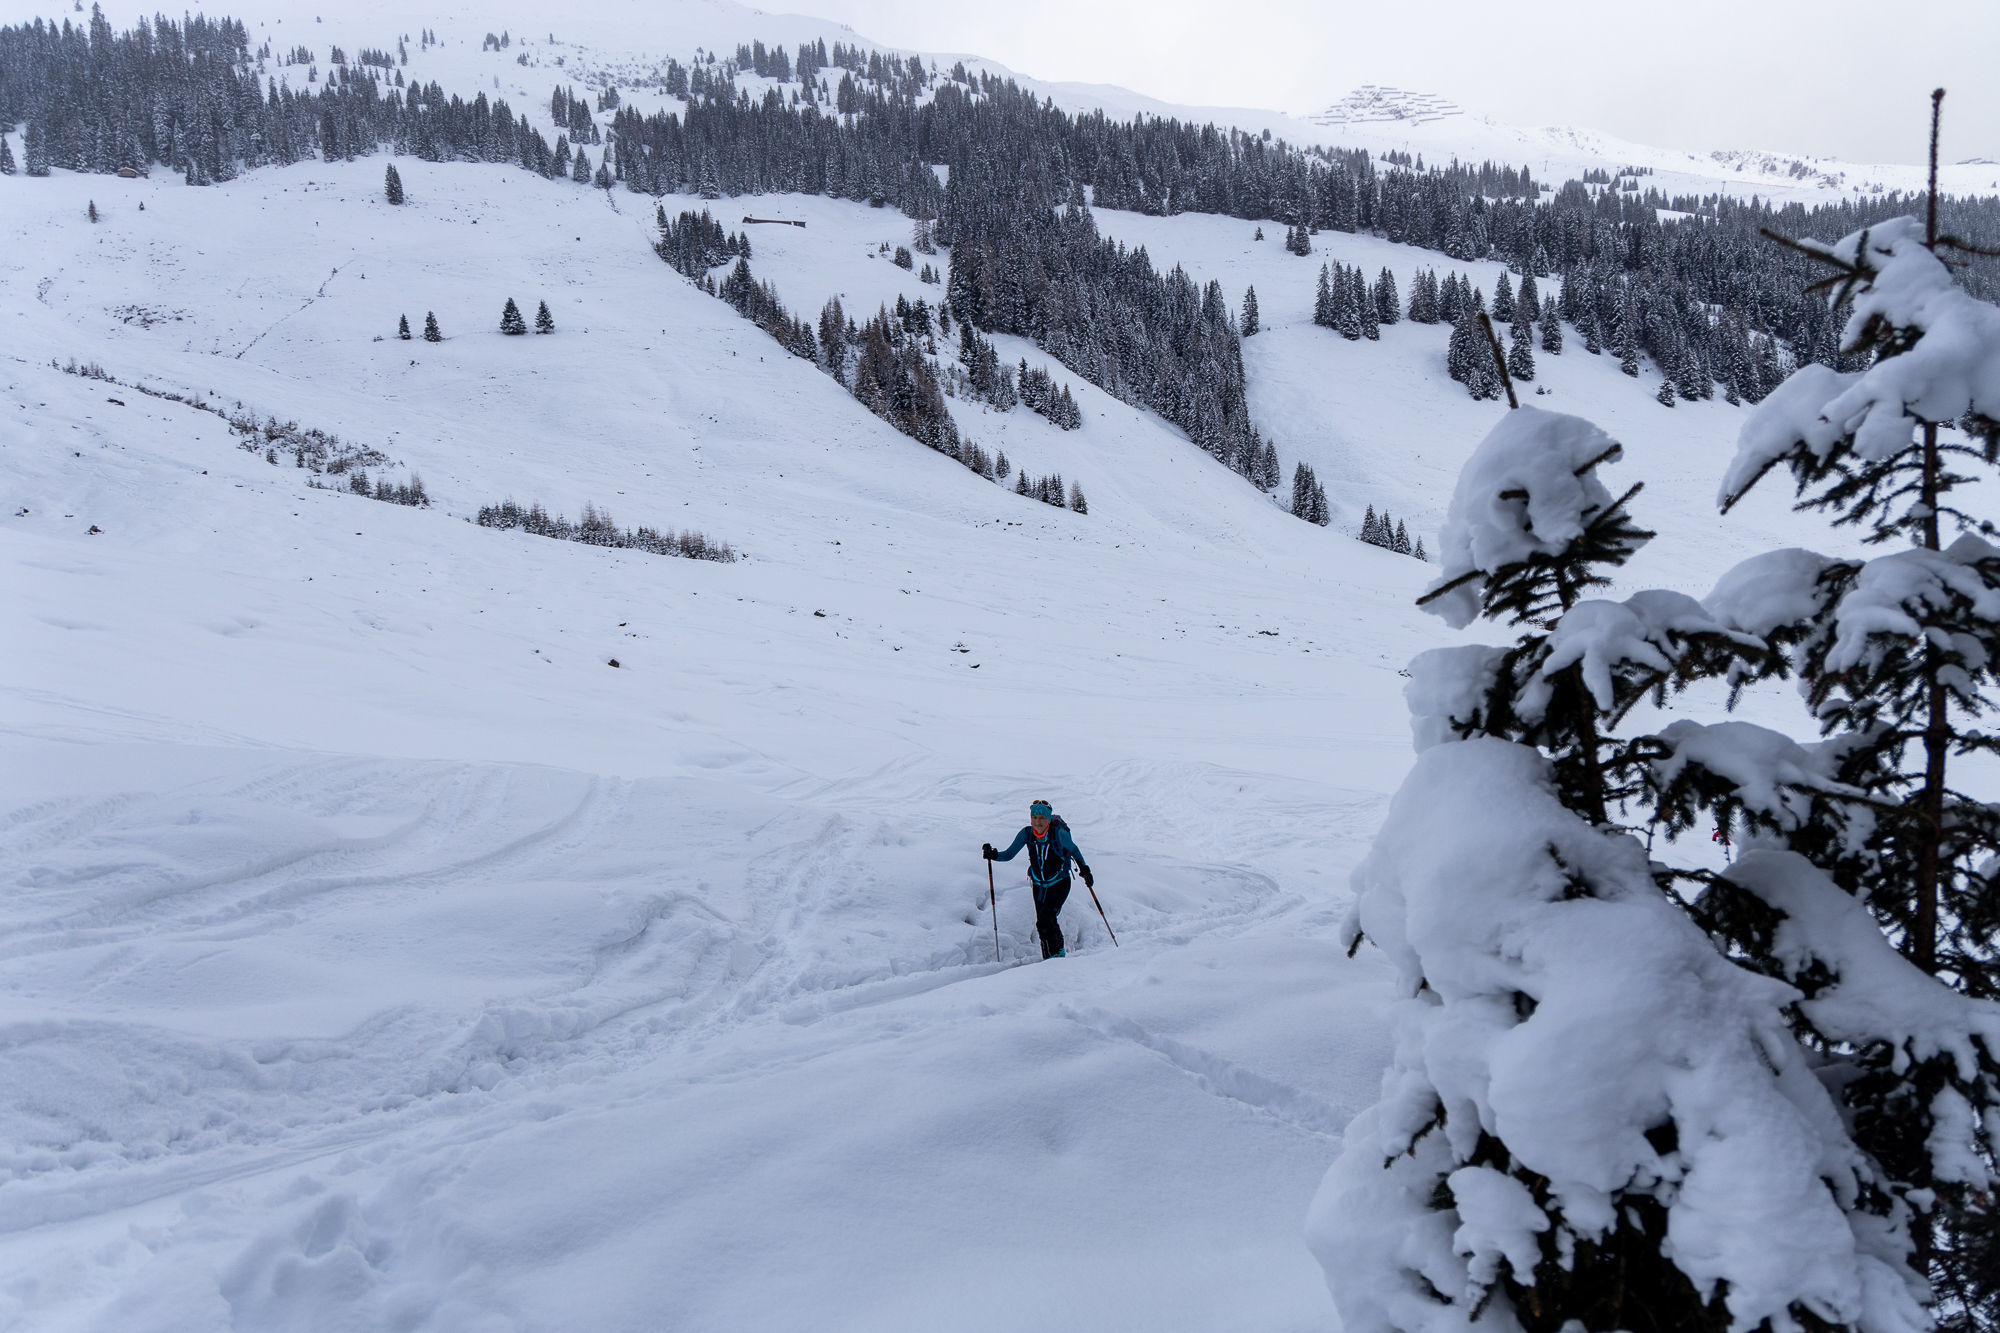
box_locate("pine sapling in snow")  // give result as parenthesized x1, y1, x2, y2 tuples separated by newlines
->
(500, 298, 527, 335)
(1312, 394, 1931, 1333)
(1685, 98, 2000, 1321)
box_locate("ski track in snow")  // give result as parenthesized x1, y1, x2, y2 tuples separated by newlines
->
(0, 6, 1893, 1322)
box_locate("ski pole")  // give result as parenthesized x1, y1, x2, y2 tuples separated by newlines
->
(988, 857, 1000, 962)
(1083, 876, 1118, 947)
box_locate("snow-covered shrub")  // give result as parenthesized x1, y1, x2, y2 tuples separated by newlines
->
(1313, 738, 1927, 1333)
(475, 499, 736, 562)
(1316, 405, 1929, 1333)
(1689, 213, 2000, 1326)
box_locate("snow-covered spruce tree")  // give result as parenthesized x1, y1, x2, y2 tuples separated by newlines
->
(1242, 285, 1259, 337)
(423, 311, 442, 342)
(397, 313, 410, 340)
(1292, 463, 1319, 521)
(1377, 268, 1402, 326)
(1672, 192, 2000, 1326)
(384, 162, 403, 203)
(1310, 402, 1932, 1333)
(535, 300, 555, 334)
(23, 119, 48, 176)
(1508, 321, 1536, 383)
(500, 298, 527, 335)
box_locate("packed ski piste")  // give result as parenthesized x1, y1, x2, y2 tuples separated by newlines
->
(5, 1, 2000, 1326)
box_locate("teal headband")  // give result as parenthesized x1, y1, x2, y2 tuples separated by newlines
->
(1030, 802, 1052, 818)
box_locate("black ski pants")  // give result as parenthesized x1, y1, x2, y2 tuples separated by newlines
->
(1034, 877, 1070, 959)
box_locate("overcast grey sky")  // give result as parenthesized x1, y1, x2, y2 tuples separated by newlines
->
(803, 0, 1998, 168)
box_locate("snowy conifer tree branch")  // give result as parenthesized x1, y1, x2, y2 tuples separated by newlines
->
(1317, 401, 1923, 1333)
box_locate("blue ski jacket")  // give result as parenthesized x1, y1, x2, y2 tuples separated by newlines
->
(993, 823, 1089, 900)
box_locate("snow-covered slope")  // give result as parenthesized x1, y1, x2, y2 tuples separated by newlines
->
(0, 7, 1895, 1326)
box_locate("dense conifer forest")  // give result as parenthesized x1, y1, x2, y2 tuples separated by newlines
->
(4, 7, 1995, 472)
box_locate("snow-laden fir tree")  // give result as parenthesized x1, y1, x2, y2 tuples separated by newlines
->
(1338, 267, 1364, 340)
(1539, 301, 1563, 356)
(1292, 462, 1328, 525)
(1448, 293, 1502, 401)
(1242, 285, 1259, 337)
(1679, 195, 2000, 1328)
(1376, 268, 1401, 326)
(1492, 271, 1515, 323)
(23, 119, 48, 175)
(535, 300, 555, 334)
(1311, 399, 1938, 1333)
(0, 133, 15, 175)
(397, 313, 410, 340)
(1438, 273, 1466, 326)
(423, 311, 442, 342)
(384, 161, 403, 203)
(1517, 272, 1540, 323)
(500, 298, 527, 335)
(1258, 439, 1282, 492)
(1409, 270, 1439, 324)
(1508, 320, 1536, 383)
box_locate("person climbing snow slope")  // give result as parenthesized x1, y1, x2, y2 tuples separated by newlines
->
(984, 801, 1092, 960)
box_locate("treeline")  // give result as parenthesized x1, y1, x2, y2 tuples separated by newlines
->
(1312, 261, 1400, 340)
(1290, 462, 1329, 525)
(952, 323, 1082, 429)
(318, 464, 429, 507)
(476, 499, 737, 562)
(670, 228, 1095, 505)
(655, 205, 750, 279)
(1013, 470, 1084, 513)
(1358, 505, 1423, 559)
(7, 9, 1993, 409)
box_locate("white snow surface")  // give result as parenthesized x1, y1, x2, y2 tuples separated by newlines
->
(1534, 590, 1751, 715)
(1825, 536, 2000, 677)
(1721, 851, 2000, 1089)
(1653, 720, 1873, 834)
(1420, 407, 1635, 629)
(1721, 219, 2000, 506)
(1316, 740, 1928, 1333)
(1705, 546, 1841, 638)
(1403, 645, 1509, 754)
(0, 19, 1927, 1324)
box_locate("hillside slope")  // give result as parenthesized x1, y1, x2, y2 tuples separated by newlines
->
(1, 88, 1875, 1333)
